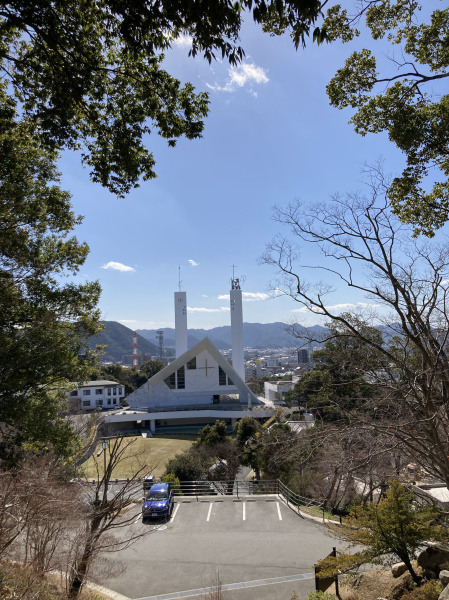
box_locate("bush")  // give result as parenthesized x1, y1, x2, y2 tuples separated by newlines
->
(306, 592, 335, 600)
(401, 581, 442, 600)
(162, 473, 181, 493)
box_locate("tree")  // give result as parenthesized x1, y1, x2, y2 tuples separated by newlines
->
(0, 0, 324, 196)
(234, 416, 263, 446)
(322, 1, 449, 235)
(195, 420, 228, 447)
(68, 436, 152, 598)
(0, 90, 101, 460)
(318, 481, 447, 585)
(165, 447, 206, 481)
(165, 420, 242, 485)
(263, 165, 449, 487)
(286, 318, 382, 421)
(92, 362, 164, 397)
(140, 359, 164, 379)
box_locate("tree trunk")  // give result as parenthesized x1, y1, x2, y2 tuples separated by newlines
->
(400, 554, 421, 585)
(68, 516, 101, 598)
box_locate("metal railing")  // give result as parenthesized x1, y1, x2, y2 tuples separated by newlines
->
(277, 480, 325, 518)
(171, 479, 325, 518)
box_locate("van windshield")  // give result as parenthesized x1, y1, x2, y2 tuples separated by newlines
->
(147, 490, 168, 500)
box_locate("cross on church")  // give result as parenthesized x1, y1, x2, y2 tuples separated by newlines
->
(198, 359, 215, 376)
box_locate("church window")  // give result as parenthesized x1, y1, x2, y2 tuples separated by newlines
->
(219, 366, 226, 386)
(177, 366, 185, 389)
(164, 372, 176, 389)
(187, 357, 196, 370)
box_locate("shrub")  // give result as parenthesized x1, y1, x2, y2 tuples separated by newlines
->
(306, 592, 335, 600)
(401, 580, 442, 600)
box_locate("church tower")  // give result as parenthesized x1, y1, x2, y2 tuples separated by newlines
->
(174, 291, 188, 358)
(230, 277, 245, 382)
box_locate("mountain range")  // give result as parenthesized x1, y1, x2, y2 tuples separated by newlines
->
(136, 322, 328, 350)
(88, 321, 400, 364)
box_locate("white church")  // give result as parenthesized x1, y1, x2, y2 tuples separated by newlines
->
(104, 278, 274, 435)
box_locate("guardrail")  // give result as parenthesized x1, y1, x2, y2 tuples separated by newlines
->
(277, 480, 325, 518)
(171, 479, 325, 518)
(173, 479, 280, 498)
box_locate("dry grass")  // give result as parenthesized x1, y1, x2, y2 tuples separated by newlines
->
(0, 561, 111, 600)
(82, 435, 194, 480)
(339, 569, 407, 600)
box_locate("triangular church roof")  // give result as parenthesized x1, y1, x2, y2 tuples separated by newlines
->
(134, 337, 259, 405)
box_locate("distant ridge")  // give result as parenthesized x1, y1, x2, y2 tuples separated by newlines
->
(88, 321, 159, 363)
(88, 320, 401, 364)
(137, 322, 329, 350)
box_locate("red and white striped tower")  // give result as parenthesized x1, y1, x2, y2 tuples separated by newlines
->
(132, 331, 138, 370)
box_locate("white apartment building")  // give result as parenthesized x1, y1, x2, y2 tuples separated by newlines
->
(68, 380, 125, 411)
(264, 381, 295, 404)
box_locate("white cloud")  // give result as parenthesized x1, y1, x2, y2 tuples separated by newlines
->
(243, 292, 269, 302)
(101, 261, 135, 272)
(118, 319, 174, 328)
(201, 294, 208, 298)
(218, 292, 269, 302)
(188, 306, 230, 313)
(291, 302, 379, 314)
(188, 259, 199, 267)
(207, 61, 269, 93)
(172, 34, 193, 48)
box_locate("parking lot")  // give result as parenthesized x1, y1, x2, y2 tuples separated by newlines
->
(94, 497, 342, 600)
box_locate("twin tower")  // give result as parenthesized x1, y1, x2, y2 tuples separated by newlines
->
(174, 278, 245, 382)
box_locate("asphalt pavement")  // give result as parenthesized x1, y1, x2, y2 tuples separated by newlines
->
(92, 496, 343, 600)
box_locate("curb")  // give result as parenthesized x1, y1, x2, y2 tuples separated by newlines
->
(85, 580, 131, 600)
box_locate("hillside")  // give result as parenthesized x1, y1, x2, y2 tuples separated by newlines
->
(88, 321, 159, 363)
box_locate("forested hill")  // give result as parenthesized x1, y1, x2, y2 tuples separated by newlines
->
(88, 321, 159, 363)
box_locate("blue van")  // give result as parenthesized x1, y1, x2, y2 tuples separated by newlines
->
(142, 483, 173, 520)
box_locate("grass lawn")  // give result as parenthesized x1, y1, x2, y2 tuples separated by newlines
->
(82, 435, 194, 480)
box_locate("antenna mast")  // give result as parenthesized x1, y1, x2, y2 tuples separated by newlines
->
(132, 331, 138, 370)
(156, 330, 164, 363)
(229, 264, 245, 290)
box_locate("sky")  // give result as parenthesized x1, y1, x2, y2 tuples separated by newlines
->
(58, 12, 429, 332)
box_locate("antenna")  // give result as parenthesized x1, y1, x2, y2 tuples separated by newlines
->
(156, 330, 164, 363)
(178, 265, 182, 292)
(230, 265, 245, 290)
(132, 331, 138, 370)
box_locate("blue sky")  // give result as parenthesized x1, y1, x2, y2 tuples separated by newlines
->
(60, 15, 417, 331)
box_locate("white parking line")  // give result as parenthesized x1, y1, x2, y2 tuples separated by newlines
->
(170, 503, 180, 523)
(243, 502, 246, 521)
(276, 502, 282, 521)
(206, 502, 213, 522)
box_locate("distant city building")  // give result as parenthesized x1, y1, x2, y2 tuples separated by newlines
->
(266, 357, 280, 368)
(264, 381, 295, 404)
(245, 365, 257, 380)
(298, 349, 309, 364)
